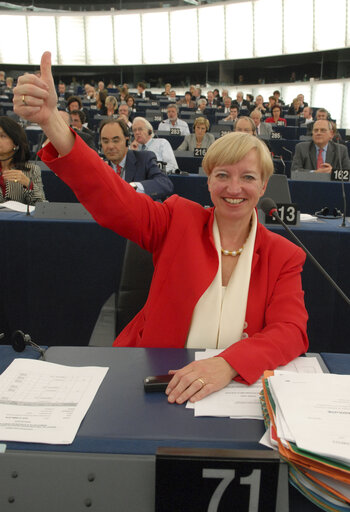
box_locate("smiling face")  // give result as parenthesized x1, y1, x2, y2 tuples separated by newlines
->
(207, 150, 266, 224)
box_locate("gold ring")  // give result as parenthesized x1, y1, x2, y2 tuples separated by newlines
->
(197, 377, 205, 388)
(22, 95, 27, 105)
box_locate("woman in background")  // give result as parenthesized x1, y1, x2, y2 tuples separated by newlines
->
(176, 117, 215, 152)
(0, 117, 45, 204)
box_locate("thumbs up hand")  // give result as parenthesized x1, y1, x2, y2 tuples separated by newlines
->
(13, 51, 57, 127)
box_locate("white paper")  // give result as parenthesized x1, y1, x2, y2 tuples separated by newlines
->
(192, 354, 323, 420)
(268, 373, 350, 464)
(0, 359, 108, 445)
(0, 200, 35, 213)
(300, 213, 318, 222)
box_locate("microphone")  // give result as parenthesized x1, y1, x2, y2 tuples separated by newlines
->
(282, 146, 293, 158)
(11, 330, 46, 359)
(260, 197, 350, 307)
(279, 155, 286, 175)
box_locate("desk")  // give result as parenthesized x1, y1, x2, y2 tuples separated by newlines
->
(1, 346, 347, 511)
(0, 211, 126, 346)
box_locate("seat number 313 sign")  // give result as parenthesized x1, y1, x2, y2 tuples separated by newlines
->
(156, 448, 287, 512)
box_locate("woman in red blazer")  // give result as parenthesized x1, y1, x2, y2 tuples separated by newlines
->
(265, 105, 287, 126)
(13, 52, 308, 405)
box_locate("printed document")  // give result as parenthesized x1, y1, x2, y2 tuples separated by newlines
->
(0, 358, 108, 444)
(192, 350, 323, 419)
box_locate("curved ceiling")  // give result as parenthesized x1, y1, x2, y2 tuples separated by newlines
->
(0, 0, 226, 11)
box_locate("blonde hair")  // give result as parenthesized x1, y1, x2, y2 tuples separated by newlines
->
(202, 132, 274, 182)
(106, 96, 118, 110)
(194, 116, 210, 131)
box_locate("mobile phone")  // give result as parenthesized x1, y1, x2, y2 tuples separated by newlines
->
(143, 374, 173, 392)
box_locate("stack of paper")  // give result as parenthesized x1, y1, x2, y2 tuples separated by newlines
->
(188, 349, 324, 420)
(261, 372, 350, 511)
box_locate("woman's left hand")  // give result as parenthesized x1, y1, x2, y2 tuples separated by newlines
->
(166, 357, 237, 404)
(2, 169, 30, 188)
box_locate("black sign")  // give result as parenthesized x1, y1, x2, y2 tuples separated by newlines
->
(156, 447, 285, 512)
(170, 128, 181, 135)
(194, 148, 207, 157)
(271, 132, 281, 139)
(153, 115, 162, 122)
(331, 169, 350, 182)
(264, 203, 298, 225)
(220, 130, 231, 137)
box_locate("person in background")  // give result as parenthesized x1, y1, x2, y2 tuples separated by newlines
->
(265, 105, 287, 126)
(234, 116, 256, 135)
(69, 110, 96, 151)
(306, 108, 330, 136)
(177, 91, 196, 109)
(176, 117, 215, 152)
(118, 104, 133, 127)
(253, 95, 267, 115)
(264, 96, 277, 113)
(206, 91, 219, 108)
(96, 91, 108, 115)
(135, 81, 154, 100)
(57, 81, 69, 101)
(288, 98, 302, 116)
(161, 83, 171, 96)
(158, 104, 190, 135)
(273, 90, 285, 105)
(66, 95, 82, 113)
(105, 96, 118, 117)
(250, 109, 272, 139)
(232, 91, 250, 110)
(0, 116, 45, 204)
(219, 96, 233, 114)
(125, 95, 136, 112)
(291, 119, 350, 174)
(131, 117, 178, 173)
(297, 94, 308, 108)
(118, 85, 129, 102)
(223, 106, 239, 122)
(196, 98, 207, 113)
(98, 118, 173, 200)
(300, 107, 313, 126)
(13, 52, 309, 404)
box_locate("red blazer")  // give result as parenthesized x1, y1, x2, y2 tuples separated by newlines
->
(265, 117, 287, 126)
(39, 135, 308, 384)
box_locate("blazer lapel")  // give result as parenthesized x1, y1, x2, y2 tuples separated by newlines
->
(325, 142, 335, 166)
(124, 150, 136, 183)
(310, 142, 317, 170)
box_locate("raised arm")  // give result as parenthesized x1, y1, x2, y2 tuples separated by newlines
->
(13, 52, 74, 157)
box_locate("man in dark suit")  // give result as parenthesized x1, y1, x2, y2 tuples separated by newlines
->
(99, 119, 173, 200)
(232, 91, 250, 110)
(70, 110, 97, 151)
(291, 120, 350, 173)
(135, 81, 155, 100)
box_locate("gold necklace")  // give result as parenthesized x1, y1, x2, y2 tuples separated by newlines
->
(221, 246, 244, 257)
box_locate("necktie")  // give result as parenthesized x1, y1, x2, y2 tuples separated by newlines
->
(116, 164, 122, 176)
(141, 144, 146, 150)
(316, 148, 324, 169)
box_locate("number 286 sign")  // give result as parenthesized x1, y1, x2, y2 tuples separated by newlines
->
(156, 448, 287, 512)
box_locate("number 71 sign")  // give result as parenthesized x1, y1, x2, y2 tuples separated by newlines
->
(156, 447, 288, 512)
